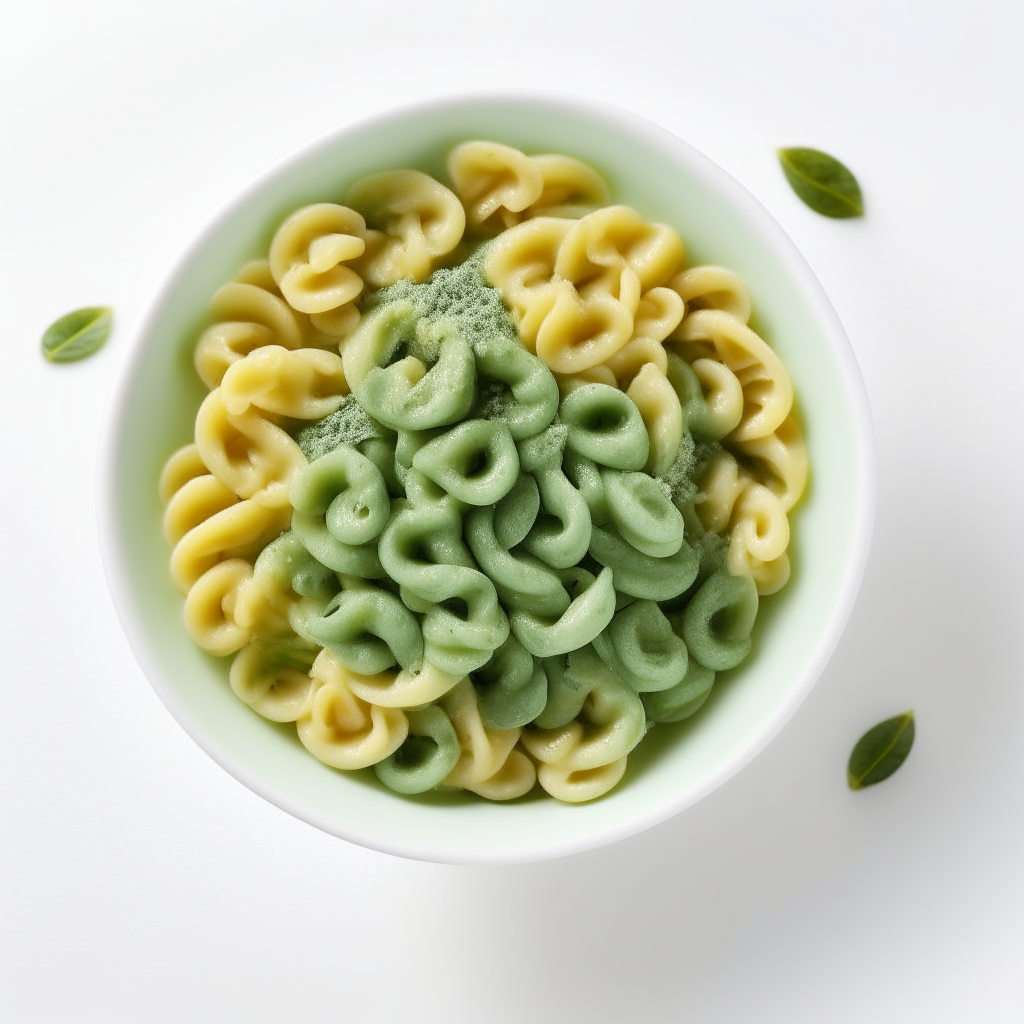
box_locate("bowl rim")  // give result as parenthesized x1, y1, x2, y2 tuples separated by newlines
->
(98, 91, 876, 864)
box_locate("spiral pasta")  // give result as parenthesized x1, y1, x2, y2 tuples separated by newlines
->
(160, 140, 808, 804)
(268, 203, 366, 318)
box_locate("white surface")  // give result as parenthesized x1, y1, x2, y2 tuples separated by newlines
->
(1, 1, 1021, 1020)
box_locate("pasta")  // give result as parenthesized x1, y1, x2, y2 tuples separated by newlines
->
(161, 140, 808, 805)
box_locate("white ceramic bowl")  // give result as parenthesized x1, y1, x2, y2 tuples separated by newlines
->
(100, 95, 875, 864)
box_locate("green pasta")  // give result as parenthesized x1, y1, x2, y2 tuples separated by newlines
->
(357, 436, 404, 498)
(284, 266, 759, 784)
(492, 472, 540, 549)
(412, 419, 520, 505)
(472, 635, 548, 730)
(588, 523, 698, 601)
(253, 531, 338, 601)
(602, 469, 684, 558)
(560, 383, 650, 470)
(592, 600, 689, 693)
(378, 504, 509, 675)
(534, 645, 645, 752)
(680, 569, 759, 671)
(277, 260, 771, 796)
(294, 445, 390, 546)
(373, 705, 462, 794)
(641, 660, 716, 723)
(508, 566, 616, 657)
(307, 584, 424, 674)
(522, 464, 593, 569)
(470, 332, 560, 439)
(344, 303, 476, 430)
(463, 505, 570, 617)
(563, 449, 611, 525)
(665, 352, 731, 441)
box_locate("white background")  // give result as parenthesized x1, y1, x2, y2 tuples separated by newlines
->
(2, 1, 1023, 1020)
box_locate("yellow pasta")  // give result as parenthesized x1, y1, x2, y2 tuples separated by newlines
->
(554, 206, 684, 293)
(671, 308, 793, 442)
(484, 216, 575, 348)
(734, 413, 809, 512)
(229, 638, 320, 722)
(669, 264, 752, 323)
(343, 660, 463, 709)
(520, 664, 643, 803)
(729, 482, 791, 565)
(694, 448, 798, 596)
(194, 390, 307, 507)
(219, 345, 348, 420)
(347, 169, 465, 286)
(631, 286, 685, 343)
(268, 202, 367, 315)
(297, 650, 408, 770)
(604, 336, 668, 386)
(447, 140, 544, 229)
(232, 259, 360, 341)
(625, 361, 684, 477)
(534, 278, 636, 373)
(158, 443, 214, 505)
(169, 499, 289, 594)
(528, 153, 610, 218)
(183, 558, 255, 655)
(554, 365, 619, 392)
(694, 449, 748, 535)
(442, 680, 536, 800)
(163, 473, 238, 546)
(193, 280, 308, 390)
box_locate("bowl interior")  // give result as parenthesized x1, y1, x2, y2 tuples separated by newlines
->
(103, 96, 873, 864)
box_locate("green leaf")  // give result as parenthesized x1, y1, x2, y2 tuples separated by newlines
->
(41, 306, 113, 362)
(848, 711, 914, 790)
(778, 147, 863, 219)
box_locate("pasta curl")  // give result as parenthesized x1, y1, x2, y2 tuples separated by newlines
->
(441, 679, 536, 800)
(268, 203, 366, 316)
(378, 504, 510, 675)
(374, 705, 462, 794)
(169, 498, 290, 594)
(220, 345, 348, 420)
(669, 265, 752, 323)
(297, 650, 409, 770)
(183, 558, 255, 655)
(229, 636, 320, 722)
(342, 303, 476, 431)
(447, 141, 544, 230)
(528, 153, 610, 219)
(448, 142, 611, 228)
(193, 280, 307, 390)
(194, 390, 307, 508)
(671, 309, 792, 442)
(523, 646, 644, 802)
(347, 170, 465, 286)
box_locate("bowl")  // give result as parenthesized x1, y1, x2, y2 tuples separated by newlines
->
(100, 95, 875, 865)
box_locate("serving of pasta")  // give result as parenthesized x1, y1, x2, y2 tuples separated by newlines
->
(158, 140, 808, 804)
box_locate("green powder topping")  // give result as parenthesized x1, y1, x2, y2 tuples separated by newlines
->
(365, 244, 520, 356)
(295, 394, 387, 461)
(656, 431, 698, 505)
(471, 376, 516, 422)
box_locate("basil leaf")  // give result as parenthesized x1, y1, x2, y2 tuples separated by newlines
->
(41, 306, 113, 362)
(778, 148, 863, 219)
(847, 711, 914, 790)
